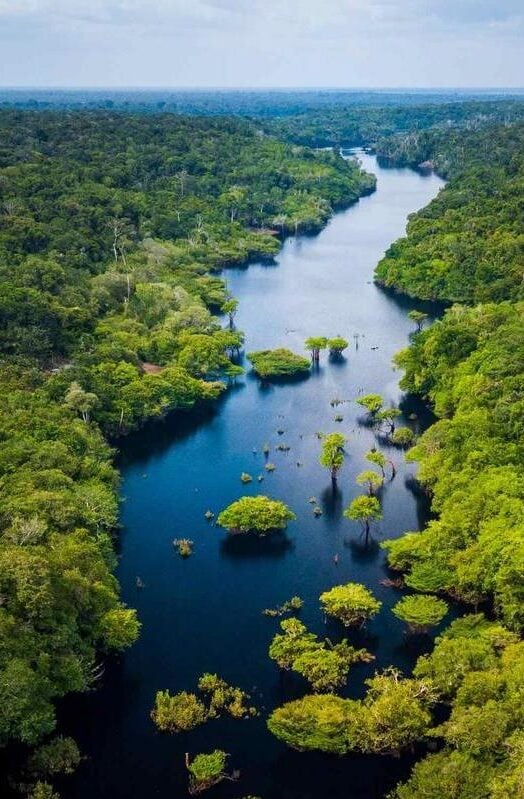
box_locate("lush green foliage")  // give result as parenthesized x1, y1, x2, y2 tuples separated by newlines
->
(217, 495, 296, 534)
(187, 750, 228, 794)
(247, 348, 311, 378)
(151, 673, 254, 734)
(151, 690, 207, 733)
(266, 102, 524, 148)
(320, 583, 382, 627)
(392, 595, 448, 633)
(319, 432, 346, 480)
(385, 302, 524, 629)
(268, 670, 434, 755)
(268, 618, 371, 692)
(392, 616, 524, 798)
(375, 124, 524, 303)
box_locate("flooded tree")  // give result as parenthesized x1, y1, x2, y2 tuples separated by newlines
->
(356, 469, 383, 496)
(186, 750, 229, 794)
(320, 582, 382, 628)
(305, 336, 328, 362)
(319, 432, 346, 483)
(217, 495, 296, 534)
(408, 310, 428, 332)
(344, 495, 383, 544)
(327, 337, 349, 358)
(392, 595, 448, 634)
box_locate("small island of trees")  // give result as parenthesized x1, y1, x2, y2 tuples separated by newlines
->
(247, 348, 311, 378)
(217, 495, 296, 534)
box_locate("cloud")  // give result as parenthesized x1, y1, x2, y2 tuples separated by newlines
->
(0, 0, 522, 86)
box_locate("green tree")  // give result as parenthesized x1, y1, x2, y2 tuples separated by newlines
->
(320, 582, 382, 627)
(407, 310, 429, 332)
(217, 495, 296, 534)
(344, 495, 382, 544)
(394, 751, 493, 799)
(356, 393, 383, 418)
(392, 595, 448, 634)
(150, 691, 207, 733)
(247, 348, 311, 378)
(267, 694, 352, 754)
(356, 469, 383, 496)
(319, 432, 346, 483)
(64, 382, 98, 423)
(221, 297, 239, 329)
(305, 336, 328, 362)
(327, 337, 349, 357)
(187, 750, 228, 795)
(391, 427, 415, 447)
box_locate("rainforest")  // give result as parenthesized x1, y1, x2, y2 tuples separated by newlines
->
(0, 91, 523, 799)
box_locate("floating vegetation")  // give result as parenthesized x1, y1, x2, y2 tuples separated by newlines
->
(151, 674, 256, 737)
(265, 462, 276, 472)
(313, 506, 323, 517)
(263, 443, 270, 455)
(173, 538, 194, 557)
(198, 673, 257, 720)
(187, 750, 232, 795)
(334, 414, 344, 422)
(257, 475, 265, 482)
(308, 497, 317, 504)
(330, 397, 344, 407)
(263, 596, 304, 617)
(276, 443, 290, 452)
(204, 510, 215, 521)
(136, 576, 145, 589)
(240, 472, 253, 483)
(277, 429, 285, 435)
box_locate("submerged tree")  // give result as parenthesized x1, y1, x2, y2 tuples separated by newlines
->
(344, 495, 383, 544)
(327, 337, 349, 358)
(305, 336, 328, 363)
(221, 297, 239, 329)
(377, 407, 402, 436)
(217, 495, 296, 534)
(151, 691, 207, 733)
(407, 310, 429, 332)
(391, 427, 416, 448)
(356, 469, 383, 496)
(319, 432, 346, 483)
(186, 750, 229, 795)
(393, 595, 448, 634)
(267, 669, 433, 756)
(268, 618, 371, 692)
(320, 582, 382, 628)
(366, 449, 396, 480)
(356, 393, 384, 419)
(247, 348, 311, 379)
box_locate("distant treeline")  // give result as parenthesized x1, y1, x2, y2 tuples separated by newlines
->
(2, 88, 523, 117)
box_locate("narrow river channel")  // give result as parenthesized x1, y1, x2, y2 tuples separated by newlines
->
(63, 152, 445, 799)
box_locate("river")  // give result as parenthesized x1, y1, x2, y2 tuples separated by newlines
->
(62, 151, 445, 799)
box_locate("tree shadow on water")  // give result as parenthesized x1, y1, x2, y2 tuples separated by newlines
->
(343, 535, 381, 563)
(320, 483, 344, 520)
(219, 531, 294, 560)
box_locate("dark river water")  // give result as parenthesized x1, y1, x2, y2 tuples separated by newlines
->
(62, 152, 445, 799)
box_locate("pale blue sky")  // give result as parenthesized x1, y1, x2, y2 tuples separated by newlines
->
(0, 0, 522, 88)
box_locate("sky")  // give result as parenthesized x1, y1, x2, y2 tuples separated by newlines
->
(0, 0, 523, 88)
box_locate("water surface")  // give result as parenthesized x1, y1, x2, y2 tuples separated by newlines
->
(63, 152, 444, 799)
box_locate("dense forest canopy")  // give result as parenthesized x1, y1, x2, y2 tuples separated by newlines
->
(0, 96, 523, 799)
(374, 124, 524, 303)
(0, 109, 373, 789)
